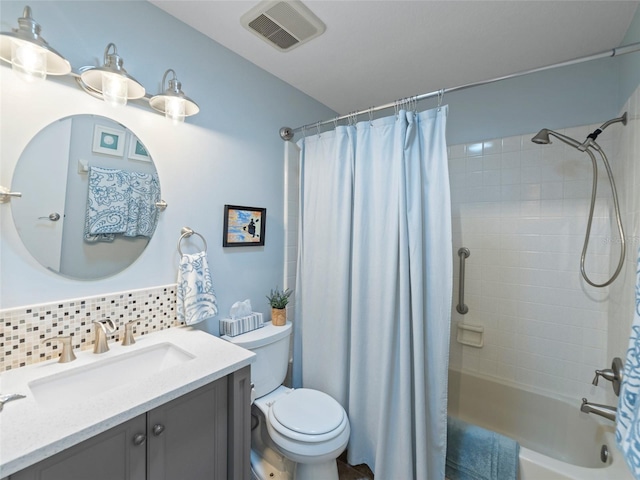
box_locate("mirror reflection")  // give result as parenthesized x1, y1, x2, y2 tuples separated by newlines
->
(11, 115, 161, 280)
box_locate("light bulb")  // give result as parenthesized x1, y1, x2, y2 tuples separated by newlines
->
(102, 72, 128, 106)
(11, 41, 46, 82)
(165, 97, 186, 124)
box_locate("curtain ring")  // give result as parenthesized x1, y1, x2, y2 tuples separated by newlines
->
(333, 116, 339, 129)
(368, 106, 374, 126)
(316, 121, 322, 137)
(437, 89, 444, 111)
(412, 96, 418, 113)
(394, 100, 400, 118)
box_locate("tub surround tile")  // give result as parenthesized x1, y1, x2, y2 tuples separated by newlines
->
(449, 115, 634, 404)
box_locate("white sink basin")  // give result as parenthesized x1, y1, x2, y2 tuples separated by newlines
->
(28, 343, 194, 407)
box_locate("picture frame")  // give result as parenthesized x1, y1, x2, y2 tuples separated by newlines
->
(92, 124, 126, 157)
(128, 135, 151, 162)
(223, 205, 266, 247)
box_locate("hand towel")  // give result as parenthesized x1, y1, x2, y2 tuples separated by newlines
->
(446, 416, 519, 480)
(84, 167, 160, 242)
(177, 251, 218, 325)
(616, 247, 640, 479)
(125, 171, 160, 237)
(84, 166, 129, 242)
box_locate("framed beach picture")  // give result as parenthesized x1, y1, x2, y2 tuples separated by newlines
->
(223, 205, 266, 247)
(92, 124, 125, 157)
(128, 135, 151, 162)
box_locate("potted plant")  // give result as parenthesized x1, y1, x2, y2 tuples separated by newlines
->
(266, 287, 292, 326)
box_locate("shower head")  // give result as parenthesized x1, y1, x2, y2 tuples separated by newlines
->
(531, 129, 551, 145)
(530, 128, 583, 149)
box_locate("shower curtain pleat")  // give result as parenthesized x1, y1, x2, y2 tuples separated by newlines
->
(294, 107, 451, 479)
(293, 127, 355, 407)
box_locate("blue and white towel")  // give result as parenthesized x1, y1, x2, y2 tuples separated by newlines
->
(177, 251, 218, 325)
(617, 247, 640, 479)
(84, 166, 160, 242)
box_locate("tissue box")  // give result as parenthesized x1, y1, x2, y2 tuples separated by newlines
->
(220, 312, 264, 337)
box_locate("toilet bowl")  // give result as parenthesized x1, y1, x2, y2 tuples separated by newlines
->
(223, 322, 350, 480)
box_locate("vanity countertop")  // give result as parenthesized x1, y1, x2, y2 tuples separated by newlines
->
(0, 326, 255, 478)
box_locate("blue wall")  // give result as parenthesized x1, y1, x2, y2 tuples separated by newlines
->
(2, 1, 639, 319)
(406, 7, 640, 145)
(0, 1, 335, 324)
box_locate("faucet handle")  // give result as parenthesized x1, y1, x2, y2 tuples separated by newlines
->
(592, 357, 624, 396)
(121, 320, 136, 346)
(42, 336, 77, 363)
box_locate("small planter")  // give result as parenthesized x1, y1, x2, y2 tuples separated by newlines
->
(266, 287, 292, 327)
(271, 307, 286, 326)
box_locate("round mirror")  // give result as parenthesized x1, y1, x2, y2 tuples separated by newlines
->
(11, 115, 161, 280)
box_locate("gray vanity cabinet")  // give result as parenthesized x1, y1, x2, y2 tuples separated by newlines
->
(8, 413, 147, 480)
(8, 366, 251, 480)
(147, 376, 228, 479)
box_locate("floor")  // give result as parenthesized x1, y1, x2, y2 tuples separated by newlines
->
(337, 453, 374, 480)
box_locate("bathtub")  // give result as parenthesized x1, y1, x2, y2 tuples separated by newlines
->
(447, 370, 634, 480)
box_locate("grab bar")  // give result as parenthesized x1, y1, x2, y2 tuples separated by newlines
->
(456, 247, 470, 314)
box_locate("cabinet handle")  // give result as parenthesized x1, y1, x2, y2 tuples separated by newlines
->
(132, 433, 146, 446)
(152, 424, 165, 436)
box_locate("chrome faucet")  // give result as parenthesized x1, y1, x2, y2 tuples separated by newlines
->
(581, 398, 617, 422)
(93, 318, 116, 354)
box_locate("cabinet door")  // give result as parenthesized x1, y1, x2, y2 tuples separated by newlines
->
(10, 414, 146, 480)
(147, 379, 228, 480)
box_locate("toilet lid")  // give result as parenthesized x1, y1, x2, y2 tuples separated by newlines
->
(271, 389, 345, 435)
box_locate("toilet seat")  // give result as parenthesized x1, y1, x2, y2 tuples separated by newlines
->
(267, 389, 348, 443)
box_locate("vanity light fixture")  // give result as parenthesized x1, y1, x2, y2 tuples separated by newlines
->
(79, 43, 145, 107)
(149, 69, 200, 124)
(0, 6, 71, 81)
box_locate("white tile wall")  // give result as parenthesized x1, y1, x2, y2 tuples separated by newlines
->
(449, 91, 640, 404)
(608, 86, 640, 405)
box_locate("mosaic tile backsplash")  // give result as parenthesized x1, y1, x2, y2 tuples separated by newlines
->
(0, 284, 180, 371)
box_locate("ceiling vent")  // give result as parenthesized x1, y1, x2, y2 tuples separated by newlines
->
(240, 1, 326, 52)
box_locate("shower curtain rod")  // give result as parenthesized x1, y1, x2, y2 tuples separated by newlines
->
(279, 41, 640, 141)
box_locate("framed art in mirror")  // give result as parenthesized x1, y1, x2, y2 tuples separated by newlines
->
(92, 124, 125, 157)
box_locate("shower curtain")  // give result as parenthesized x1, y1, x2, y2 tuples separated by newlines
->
(293, 106, 452, 478)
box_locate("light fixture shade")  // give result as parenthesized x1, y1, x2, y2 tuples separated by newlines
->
(0, 6, 71, 76)
(150, 69, 199, 122)
(79, 43, 145, 105)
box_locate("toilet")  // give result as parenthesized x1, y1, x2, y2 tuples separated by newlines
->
(223, 322, 350, 480)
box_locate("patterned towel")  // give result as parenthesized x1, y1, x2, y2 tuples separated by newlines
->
(84, 166, 160, 242)
(617, 247, 640, 479)
(177, 251, 218, 325)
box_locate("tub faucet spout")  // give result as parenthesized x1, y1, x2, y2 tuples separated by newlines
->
(581, 398, 616, 422)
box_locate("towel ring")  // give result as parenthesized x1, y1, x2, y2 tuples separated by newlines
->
(177, 227, 207, 256)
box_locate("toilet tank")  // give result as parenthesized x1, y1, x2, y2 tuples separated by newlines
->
(223, 322, 292, 398)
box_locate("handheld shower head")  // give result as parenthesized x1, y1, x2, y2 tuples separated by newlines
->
(530, 129, 583, 149)
(531, 129, 551, 145)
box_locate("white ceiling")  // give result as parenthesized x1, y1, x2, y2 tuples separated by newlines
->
(150, 1, 639, 115)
